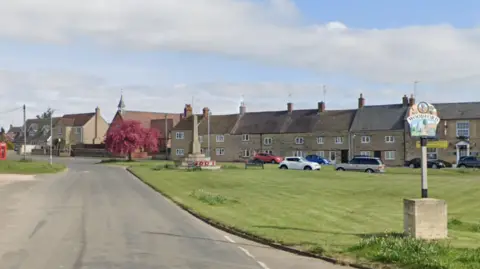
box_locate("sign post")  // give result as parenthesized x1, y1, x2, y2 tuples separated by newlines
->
(406, 101, 440, 198)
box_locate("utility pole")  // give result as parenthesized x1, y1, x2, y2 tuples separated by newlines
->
(207, 110, 211, 158)
(23, 104, 26, 160)
(164, 113, 168, 160)
(49, 110, 54, 165)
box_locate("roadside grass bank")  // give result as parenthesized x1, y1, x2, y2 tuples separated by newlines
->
(0, 159, 66, 174)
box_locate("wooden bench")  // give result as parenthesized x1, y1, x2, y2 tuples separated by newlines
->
(245, 160, 264, 169)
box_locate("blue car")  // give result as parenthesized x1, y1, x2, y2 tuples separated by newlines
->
(305, 155, 330, 165)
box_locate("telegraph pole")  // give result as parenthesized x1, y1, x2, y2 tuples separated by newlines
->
(23, 104, 27, 160)
(164, 113, 168, 160)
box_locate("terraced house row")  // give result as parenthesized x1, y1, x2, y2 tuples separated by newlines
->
(171, 94, 480, 166)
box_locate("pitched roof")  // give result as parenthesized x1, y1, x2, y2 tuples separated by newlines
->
(119, 110, 171, 128)
(7, 126, 21, 133)
(13, 117, 61, 144)
(172, 114, 239, 135)
(350, 105, 408, 131)
(313, 109, 357, 132)
(61, 113, 95, 126)
(433, 102, 480, 120)
(231, 111, 289, 134)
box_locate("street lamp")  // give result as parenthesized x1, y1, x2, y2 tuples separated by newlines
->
(164, 113, 168, 160)
(207, 110, 211, 158)
(49, 109, 55, 165)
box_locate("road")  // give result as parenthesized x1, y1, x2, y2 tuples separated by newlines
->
(0, 157, 349, 269)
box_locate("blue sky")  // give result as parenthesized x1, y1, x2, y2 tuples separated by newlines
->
(0, 0, 479, 128)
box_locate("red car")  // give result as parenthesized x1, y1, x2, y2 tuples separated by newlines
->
(253, 153, 284, 164)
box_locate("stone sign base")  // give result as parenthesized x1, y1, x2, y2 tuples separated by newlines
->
(175, 153, 221, 170)
(404, 198, 448, 240)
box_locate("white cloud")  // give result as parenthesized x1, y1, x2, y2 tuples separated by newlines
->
(0, 0, 479, 84)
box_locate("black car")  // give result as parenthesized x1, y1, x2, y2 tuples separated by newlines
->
(404, 158, 449, 169)
(457, 156, 480, 168)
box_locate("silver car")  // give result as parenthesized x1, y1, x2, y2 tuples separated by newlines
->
(335, 156, 385, 173)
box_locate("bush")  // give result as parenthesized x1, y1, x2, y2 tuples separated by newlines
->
(6, 141, 14, 150)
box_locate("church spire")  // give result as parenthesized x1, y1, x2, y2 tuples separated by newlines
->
(117, 89, 125, 114)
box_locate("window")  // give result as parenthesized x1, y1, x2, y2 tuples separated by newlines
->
(360, 151, 371, 157)
(385, 136, 395, 143)
(316, 136, 324, 144)
(316, 151, 325, 157)
(243, 149, 250, 157)
(57, 127, 62, 136)
(175, 149, 184, 156)
(295, 137, 304, 144)
(263, 137, 272, 145)
(361, 136, 371, 144)
(293, 150, 304, 157)
(427, 148, 438, 160)
(456, 121, 470, 137)
(74, 127, 81, 134)
(175, 132, 184, 139)
(334, 137, 343, 144)
(216, 148, 225, 156)
(385, 151, 396, 160)
(216, 135, 225, 142)
(242, 134, 250, 141)
(199, 136, 203, 143)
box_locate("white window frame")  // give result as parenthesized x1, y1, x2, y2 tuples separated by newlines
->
(57, 127, 62, 136)
(456, 121, 470, 137)
(427, 148, 438, 160)
(316, 151, 325, 157)
(216, 147, 225, 156)
(175, 132, 184, 140)
(361, 136, 371, 144)
(360, 151, 371, 157)
(334, 137, 343, 144)
(242, 149, 250, 157)
(385, 151, 396, 160)
(263, 137, 273, 145)
(242, 134, 250, 141)
(175, 148, 185, 156)
(216, 135, 225, 143)
(74, 127, 81, 134)
(293, 150, 304, 157)
(385, 136, 395, 143)
(295, 137, 304, 145)
(316, 136, 324, 144)
(199, 136, 203, 143)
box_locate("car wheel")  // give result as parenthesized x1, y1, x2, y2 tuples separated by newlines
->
(365, 169, 374, 173)
(279, 165, 288, 169)
(409, 164, 415, 168)
(432, 164, 438, 169)
(304, 166, 312, 170)
(458, 164, 466, 168)
(336, 167, 345, 171)
(271, 160, 276, 164)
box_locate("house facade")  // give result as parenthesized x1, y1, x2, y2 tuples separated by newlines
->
(171, 94, 480, 165)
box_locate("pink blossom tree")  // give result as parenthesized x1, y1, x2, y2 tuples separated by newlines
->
(105, 120, 159, 161)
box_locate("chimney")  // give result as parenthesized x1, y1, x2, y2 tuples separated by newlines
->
(203, 107, 210, 118)
(358, 93, 365, 108)
(239, 102, 246, 115)
(409, 94, 415, 106)
(287, 102, 293, 113)
(184, 104, 193, 117)
(402, 94, 409, 106)
(318, 101, 325, 113)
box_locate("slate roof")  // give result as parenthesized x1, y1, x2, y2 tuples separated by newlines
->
(313, 109, 357, 132)
(172, 114, 239, 135)
(433, 102, 480, 120)
(231, 111, 289, 134)
(14, 118, 61, 144)
(350, 104, 408, 132)
(61, 113, 95, 126)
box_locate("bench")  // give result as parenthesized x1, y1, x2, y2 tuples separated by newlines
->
(245, 160, 264, 169)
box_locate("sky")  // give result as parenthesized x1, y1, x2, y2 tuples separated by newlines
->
(1, 0, 480, 128)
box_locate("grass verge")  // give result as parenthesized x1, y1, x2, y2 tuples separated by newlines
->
(117, 161, 480, 269)
(0, 159, 66, 174)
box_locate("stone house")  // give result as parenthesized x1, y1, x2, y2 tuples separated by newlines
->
(54, 107, 109, 145)
(14, 118, 61, 148)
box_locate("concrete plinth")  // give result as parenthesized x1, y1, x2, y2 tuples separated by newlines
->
(175, 153, 221, 170)
(403, 198, 448, 240)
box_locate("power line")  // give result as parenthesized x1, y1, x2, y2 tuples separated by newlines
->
(0, 106, 22, 114)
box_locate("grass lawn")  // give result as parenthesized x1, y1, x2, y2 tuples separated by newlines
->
(105, 159, 480, 269)
(0, 159, 66, 174)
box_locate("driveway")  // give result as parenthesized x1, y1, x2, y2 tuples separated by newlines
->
(0, 157, 349, 269)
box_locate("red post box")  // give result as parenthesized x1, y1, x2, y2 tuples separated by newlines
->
(0, 142, 7, 160)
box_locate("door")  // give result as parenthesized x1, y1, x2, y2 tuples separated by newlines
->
(374, 151, 381, 159)
(329, 151, 336, 164)
(341, 150, 349, 163)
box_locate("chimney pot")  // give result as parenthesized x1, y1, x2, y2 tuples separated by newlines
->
(402, 95, 409, 106)
(409, 94, 415, 106)
(318, 101, 325, 113)
(287, 102, 293, 113)
(203, 107, 209, 118)
(358, 93, 365, 108)
(239, 102, 246, 115)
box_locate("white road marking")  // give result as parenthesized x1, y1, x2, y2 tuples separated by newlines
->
(224, 235, 271, 269)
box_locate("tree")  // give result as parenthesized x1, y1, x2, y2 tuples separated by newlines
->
(36, 108, 54, 119)
(104, 120, 159, 161)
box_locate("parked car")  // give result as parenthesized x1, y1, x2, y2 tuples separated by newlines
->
(335, 156, 385, 173)
(305, 154, 330, 165)
(404, 158, 449, 169)
(253, 153, 284, 164)
(278, 157, 321, 170)
(457, 156, 480, 168)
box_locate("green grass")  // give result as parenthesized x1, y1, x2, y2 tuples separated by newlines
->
(0, 159, 66, 174)
(108, 160, 480, 268)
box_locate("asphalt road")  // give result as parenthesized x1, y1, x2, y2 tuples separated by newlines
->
(0, 156, 349, 269)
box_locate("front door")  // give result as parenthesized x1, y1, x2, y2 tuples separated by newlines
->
(341, 150, 349, 163)
(329, 151, 336, 164)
